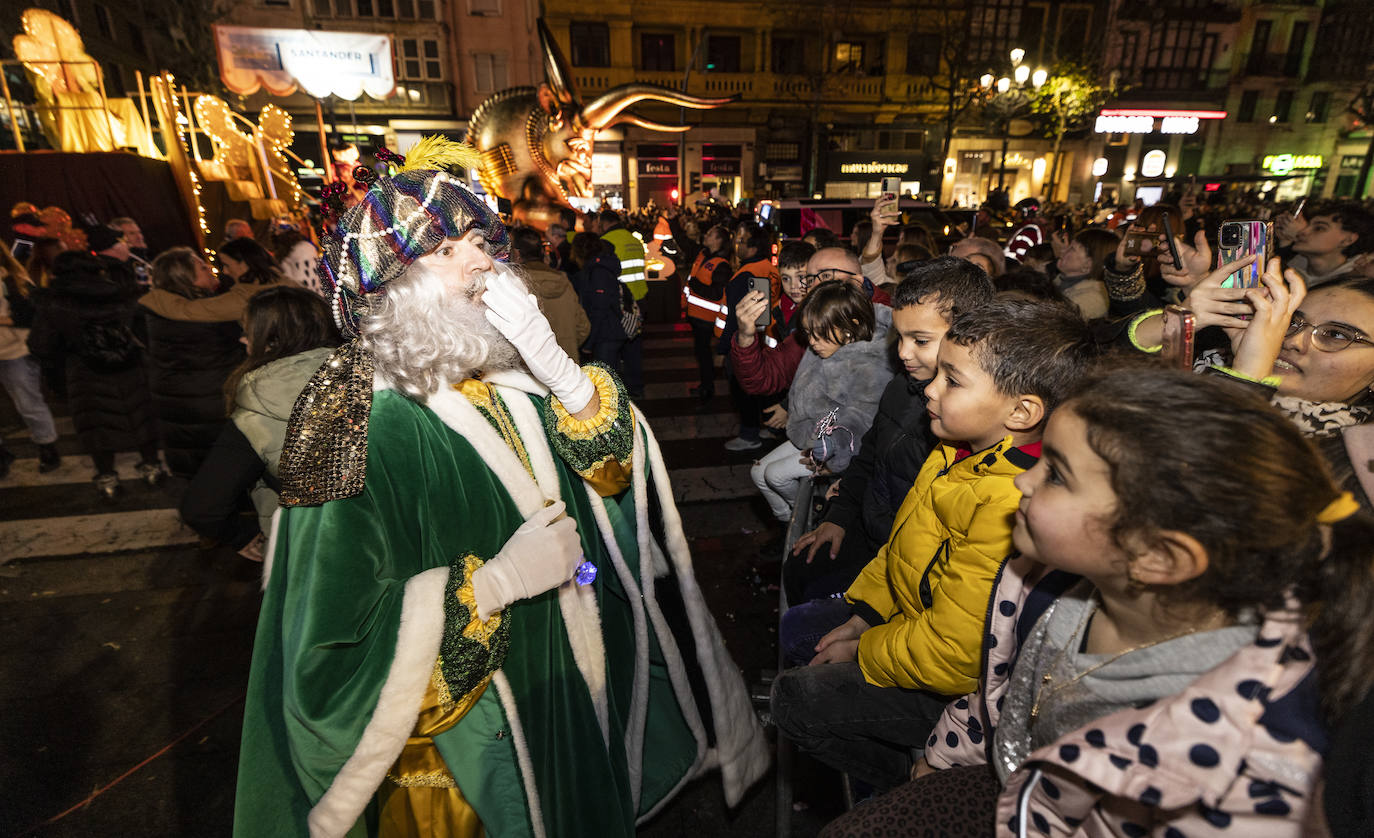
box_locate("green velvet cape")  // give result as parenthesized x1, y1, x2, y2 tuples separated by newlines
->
(233, 375, 765, 838)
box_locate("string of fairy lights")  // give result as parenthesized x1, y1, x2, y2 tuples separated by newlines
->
(160, 72, 309, 269)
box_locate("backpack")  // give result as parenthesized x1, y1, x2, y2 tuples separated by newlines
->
(77, 318, 143, 371)
(620, 284, 643, 340)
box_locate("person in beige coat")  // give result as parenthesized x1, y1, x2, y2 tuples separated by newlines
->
(509, 225, 590, 359)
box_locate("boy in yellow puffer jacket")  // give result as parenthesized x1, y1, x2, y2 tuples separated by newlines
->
(771, 297, 1098, 791)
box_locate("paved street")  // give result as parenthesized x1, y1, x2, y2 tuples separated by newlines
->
(0, 321, 844, 837)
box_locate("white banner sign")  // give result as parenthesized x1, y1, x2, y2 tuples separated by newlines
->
(214, 25, 395, 101)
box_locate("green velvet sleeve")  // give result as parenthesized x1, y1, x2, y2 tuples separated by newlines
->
(543, 362, 636, 496)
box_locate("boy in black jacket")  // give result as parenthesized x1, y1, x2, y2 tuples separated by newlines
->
(785, 257, 994, 607)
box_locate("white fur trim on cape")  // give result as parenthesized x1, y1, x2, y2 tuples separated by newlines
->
(499, 386, 609, 745)
(261, 505, 282, 592)
(581, 479, 655, 808)
(492, 671, 547, 838)
(306, 566, 449, 838)
(633, 405, 772, 809)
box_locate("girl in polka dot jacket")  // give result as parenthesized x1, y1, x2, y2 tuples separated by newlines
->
(822, 367, 1374, 838)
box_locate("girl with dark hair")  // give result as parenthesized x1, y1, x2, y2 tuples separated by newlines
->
(218, 237, 285, 288)
(750, 281, 890, 522)
(139, 248, 246, 476)
(180, 285, 340, 559)
(825, 366, 1374, 837)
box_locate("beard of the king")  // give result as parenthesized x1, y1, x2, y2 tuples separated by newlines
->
(359, 259, 526, 401)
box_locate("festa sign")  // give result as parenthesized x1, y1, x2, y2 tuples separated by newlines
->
(213, 25, 395, 101)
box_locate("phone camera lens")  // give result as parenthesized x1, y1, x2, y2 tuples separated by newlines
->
(1220, 228, 1240, 248)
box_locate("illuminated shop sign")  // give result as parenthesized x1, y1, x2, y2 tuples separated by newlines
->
(1140, 150, 1167, 178)
(839, 161, 910, 174)
(1262, 154, 1324, 176)
(1093, 108, 1226, 136)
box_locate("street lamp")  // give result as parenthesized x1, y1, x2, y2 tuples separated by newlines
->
(982, 47, 1046, 193)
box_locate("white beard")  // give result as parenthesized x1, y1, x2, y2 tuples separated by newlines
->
(360, 262, 528, 400)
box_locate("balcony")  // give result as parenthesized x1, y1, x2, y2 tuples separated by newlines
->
(1114, 1, 1241, 23)
(1239, 52, 1302, 79)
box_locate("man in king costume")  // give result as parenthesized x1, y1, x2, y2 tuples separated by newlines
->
(233, 138, 769, 837)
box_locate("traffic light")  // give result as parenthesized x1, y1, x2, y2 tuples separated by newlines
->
(670, 187, 680, 203)
(690, 172, 701, 192)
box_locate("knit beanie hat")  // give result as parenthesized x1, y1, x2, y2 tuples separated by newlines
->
(317, 136, 509, 338)
(85, 225, 124, 253)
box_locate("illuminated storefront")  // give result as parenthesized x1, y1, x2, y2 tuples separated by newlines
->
(824, 152, 925, 200)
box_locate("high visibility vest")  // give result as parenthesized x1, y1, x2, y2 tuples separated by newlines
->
(715, 258, 782, 342)
(600, 226, 648, 300)
(683, 253, 729, 325)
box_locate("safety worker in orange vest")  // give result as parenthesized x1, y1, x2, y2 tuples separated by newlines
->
(716, 222, 780, 452)
(679, 224, 733, 404)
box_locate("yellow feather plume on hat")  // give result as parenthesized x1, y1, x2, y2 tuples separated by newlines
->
(397, 135, 482, 173)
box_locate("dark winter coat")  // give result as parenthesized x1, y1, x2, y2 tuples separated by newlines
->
(140, 307, 245, 477)
(575, 249, 627, 348)
(822, 370, 938, 569)
(26, 252, 158, 455)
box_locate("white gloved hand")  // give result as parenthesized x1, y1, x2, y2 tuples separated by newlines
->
(483, 265, 596, 413)
(472, 500, 583, 621)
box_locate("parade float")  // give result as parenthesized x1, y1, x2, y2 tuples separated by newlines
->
(2, 7, 734, 267)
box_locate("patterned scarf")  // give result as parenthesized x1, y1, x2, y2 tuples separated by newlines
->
(1271, 394, 1374, 437)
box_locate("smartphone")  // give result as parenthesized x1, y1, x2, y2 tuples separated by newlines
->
(1122, 217, 1166, 258)
(748, 275, 771, 327)
(1159, 210, 1183, 270)
(1160, 305, 1196, 371)
(876, 177, 900, 217)
(1218, 219, 1272, 288)
(10, 238, 33, 264)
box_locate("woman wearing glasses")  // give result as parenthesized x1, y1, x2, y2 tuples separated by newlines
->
(1129, 263, 1374, 512)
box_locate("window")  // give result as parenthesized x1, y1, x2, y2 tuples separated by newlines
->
(129, 24, 151, 57)
(1056, 8, 1092, 60)
(706, 34, 740, 73)
(1237, 89, 1259, 123)
(1307, 90, 1330, 123)
(263, 0, 292, 7)
(766, 142, 799, 161)
(334, 0, 350, 16)
(772, 36, 804, 74)
(1285, 21, 1308, 77)
(1141, 20, 1217, 90)
(640, 33, 674, 72)
(834, 41, 864, 73)
(570, 22, 610, 67)
(398, 0, 414, 17)
(1274, 89, 1294, 123)
(1118, 30, 1140, 75)
(94, 3, 114, 39)
(469, 0, 501, 15)
(356, 0, 373, 16)
(397, 38, 443, 79)
(417, 0, 434, 17)
(1247, 19, 1272, 73)
(906, 32, 939, 76)
(473, 53, 508, 94)
(969, 0, 1021, 64)
(312, 0, 331, 14)
(378, 0, 394, 16)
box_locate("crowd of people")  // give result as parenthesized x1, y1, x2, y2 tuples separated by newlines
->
(4, 162, 1374, 835)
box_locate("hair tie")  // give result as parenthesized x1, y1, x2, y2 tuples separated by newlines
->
(1317, 491, 1361, 524)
